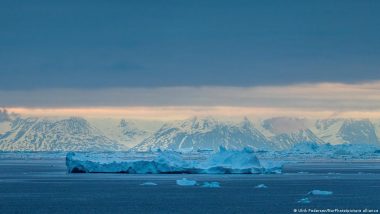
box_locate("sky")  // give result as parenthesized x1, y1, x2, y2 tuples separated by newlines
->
(1, 0, 380, 119)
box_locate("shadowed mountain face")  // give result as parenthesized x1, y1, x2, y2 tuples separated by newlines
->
(0, 116, 379, 152)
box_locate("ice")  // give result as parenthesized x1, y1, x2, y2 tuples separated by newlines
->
(201, 182, 221, 188)
(66, 147, 283, 174)
(176, 178, 197, 186)
(280, 142, 380, 159)
(140, 182, 158, 186)
(308, 190, 333, 196)
(297, 197, 311, 204)
(198, 147, 264, 174)
(254, 184, 268, 189)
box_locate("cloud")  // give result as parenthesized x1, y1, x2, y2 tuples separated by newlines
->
(2, 81, 380, 110)
(2, 81, 380, 119)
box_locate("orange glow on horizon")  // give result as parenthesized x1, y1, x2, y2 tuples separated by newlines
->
(7, 106, 380, 120)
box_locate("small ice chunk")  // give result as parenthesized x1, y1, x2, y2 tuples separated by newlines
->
(308, 190, 333, 196)
(202, 182, 220, 188)
(176, 178, 197, 186)
(140, 182, 158, 186)
(327, 172, 340, 175)
(255, 184, 268, 189)
(297, 197, 311, 204)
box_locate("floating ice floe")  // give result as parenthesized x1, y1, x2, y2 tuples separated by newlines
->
(66, 147, 283, 174)
(176, 178, 197, 186)
(202, 182, 220, 188)
(308, 190, 333, 196)
(140, 182, 158, 186)
(254, 184, 268, 189)
(297, 197, 311, 204)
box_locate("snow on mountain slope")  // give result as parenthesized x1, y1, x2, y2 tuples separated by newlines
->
(0, 117, 122, 151)
(134, 117, 276, 151)
(1, 114, 380, 152)
(87, 118, 161, 148)
(313, 119, 379, 145)
(260, 117, 323, 150)
(312, 119, 346, 144)
(269, 129, 324, 150)
(339, 119, 378, 144)
(0, 121, 11, 135)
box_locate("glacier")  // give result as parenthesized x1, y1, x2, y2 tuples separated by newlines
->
(66, 147, 283, 174)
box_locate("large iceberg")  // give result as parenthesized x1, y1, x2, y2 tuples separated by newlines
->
(66, 147, 283, 174)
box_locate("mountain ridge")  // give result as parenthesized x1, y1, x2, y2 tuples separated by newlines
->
(1, 116, 379, 151)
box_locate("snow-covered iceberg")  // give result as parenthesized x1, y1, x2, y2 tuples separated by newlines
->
(66, 147, 283, 174)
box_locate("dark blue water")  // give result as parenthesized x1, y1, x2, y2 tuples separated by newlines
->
(0, 158, 379, 214)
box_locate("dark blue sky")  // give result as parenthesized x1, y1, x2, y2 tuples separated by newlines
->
(1, 0, 380, 90)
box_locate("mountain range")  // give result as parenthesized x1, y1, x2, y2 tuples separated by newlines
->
(0, 115, 379, 151)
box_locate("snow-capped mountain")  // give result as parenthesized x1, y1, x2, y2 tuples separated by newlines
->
(269, 129, 324, 150)
(339, 119, 378, 144)
(134, 117, 275, 151)
(87, 118, 161, 148)
(313, 119, 379, 145)
(1, 112, 380, 152)
(0, 117, 122, 151)
(260, 117, 324, 150)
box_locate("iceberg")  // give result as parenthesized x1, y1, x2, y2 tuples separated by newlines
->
(297, 197, 311, 204)
(308, 190, 333, 196)
(140, 182, 158, 186)
(282, 142, 380, 159)
(254, 184, 268, 189)
(176, 178, 197, 186)
(66, 147, 283, 174)
(201, 182, 221, 188)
